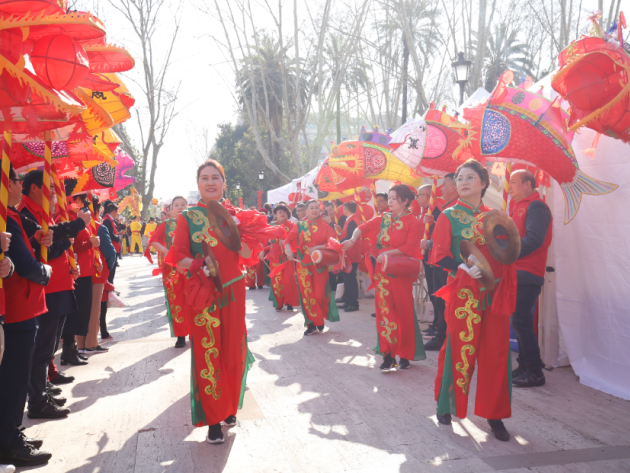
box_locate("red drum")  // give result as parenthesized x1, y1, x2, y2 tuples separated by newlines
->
(382, 255, 421, 277)
(310, 249, 340, 267)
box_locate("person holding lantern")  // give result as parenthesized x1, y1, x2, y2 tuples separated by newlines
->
(267, 204, 299, 312)
(284, 199, 340, 336)
(342, 184, 425, 370)
(165, 159, 281, 445)
(151, 197, 189, 348)
(430, 159, 517, 442)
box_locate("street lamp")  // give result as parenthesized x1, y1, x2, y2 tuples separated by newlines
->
(258, 170, 264, 181)
(451, 51, 472, 106)
(236, 182, 241, 191)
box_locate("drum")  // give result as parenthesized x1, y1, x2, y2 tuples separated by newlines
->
(381, 255, 421, 277)
(310, 249, 340, 267)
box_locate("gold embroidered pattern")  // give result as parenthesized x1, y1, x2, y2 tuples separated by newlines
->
(171, 305, 184, 324)
(379, 316, 398, 344)
(378, 213, 392, 247)
(374, 272, 391, 318)
(195, 307, 222, 400)
(454, 288, 480, 395)
(188, 210, 218, 246)
(246, 266, 255, 279)
(296, 264, 316, 316)
(452, 209, 486, 245)
(271, 263, 284, 297)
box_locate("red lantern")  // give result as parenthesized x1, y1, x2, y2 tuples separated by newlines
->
(31, 34, 89, 90)
(257, 190, 263, 209)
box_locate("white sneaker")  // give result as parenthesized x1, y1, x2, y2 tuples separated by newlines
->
(0, 464, 16, 473)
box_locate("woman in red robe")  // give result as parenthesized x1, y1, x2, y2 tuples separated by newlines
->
(430, 159, 517, 442)
(165, 160, 282, 445)
(284, 200, 340, 336)
(266, 204, 299, 311)
(342, 184, 425, 370)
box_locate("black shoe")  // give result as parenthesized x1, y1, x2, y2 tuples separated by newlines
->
(27, 401, 71, 419)
(206, 423, 224, 444)
(84, 345, 109, 354)
(47, 391, 67, 407)
(336, 303, 348, 309)
(51, 373, 75, 385)
(0, 444, 52, 467)
(275, 306, 284, 312)
(437, 413, 452, 425)
(303, 324, 318, 336)
(487, 419, 510, 441)
(287, 305, 294, 311)
(344, 305, 359, 312)
(257, 285, 264, 289)
(60, 344, 88, 366)
(21, 432, 43, 450)
(424, 337, 445, 351)
(316, 325, 325, 333)
(77, 352, 88, 361)
(223, 415, 237, 426)
(398, 358, 410, 369)
(371, 313, 376, 318)
(174, 337, 186, 348)
(513, 371, 546, 388)
(379, 354, 397, 371)
(512, 364, 526, 379)
(46, 382, 62, 395)
(334, 298, 346, 303)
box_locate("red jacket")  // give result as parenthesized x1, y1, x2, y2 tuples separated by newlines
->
(509, 193, 552, 278)
(71, 212, 96, 278)
(4, 208, 48, 323)
(18, 195, 74, 294)
(340, 213, 361, 263)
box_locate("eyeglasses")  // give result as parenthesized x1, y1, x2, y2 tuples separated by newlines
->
(10, 178, 23, 184)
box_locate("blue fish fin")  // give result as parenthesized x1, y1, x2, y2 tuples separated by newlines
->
(560, 170, 618, 223)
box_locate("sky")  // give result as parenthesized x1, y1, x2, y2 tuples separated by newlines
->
(95, 0, 606, 202)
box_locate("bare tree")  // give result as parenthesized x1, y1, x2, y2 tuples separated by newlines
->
(108, 0, 181, 217)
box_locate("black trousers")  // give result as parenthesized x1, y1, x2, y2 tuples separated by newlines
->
(0, 318, 38, 451)
(511, 283, 544, 374)
(62, 276, 93, 339)
(27, 312, 65, 408)
(99, 301, 109, 339)
(341, 263, 359, 306)
(328, 271, 340, 292)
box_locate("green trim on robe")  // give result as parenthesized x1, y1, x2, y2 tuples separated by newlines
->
(190, 348, 207, 427)
(437, 334, 457, 416)
(412, 307, 427, 361)
(269, 285, 279, 307)
(239, 338, 256, 409)
(164, 287, 175, 338)
(326, 281, 340, 322)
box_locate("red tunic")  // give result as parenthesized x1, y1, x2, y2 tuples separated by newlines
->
(267, 220, 299, 308)
(359, 213, 424, 360)
(285, 217, 339, 326)
(509, 193, 552, 278)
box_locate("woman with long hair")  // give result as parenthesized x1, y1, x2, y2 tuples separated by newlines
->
(430, 158, 517, 441)
(342, 184, 425, 370)
(165, 160, 282, 444)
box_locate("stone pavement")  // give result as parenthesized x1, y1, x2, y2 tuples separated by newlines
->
(17, 256, 630, 472)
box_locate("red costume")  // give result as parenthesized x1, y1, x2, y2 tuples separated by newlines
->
(285, 217, 340, 326)
(245, 261, 265, 289)
(165, 200, 280, 427)
(266, 220, 299, 308)
(358, 212, 425, 360)
(431, 200, 517, 420)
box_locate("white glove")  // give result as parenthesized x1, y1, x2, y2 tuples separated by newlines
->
(202, 264, 211, 278)
(459, 263, 482, 279)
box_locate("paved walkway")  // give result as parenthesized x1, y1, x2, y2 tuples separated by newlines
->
(19, 256, 630, 472)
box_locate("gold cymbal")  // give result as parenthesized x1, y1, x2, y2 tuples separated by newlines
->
(204, 200, 241, 252)
(460, 240, 496, 290)
(483, 209, 521, 265)
(201, 240, 223, 292)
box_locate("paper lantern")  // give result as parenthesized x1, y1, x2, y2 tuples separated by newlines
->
(564, 69, 606, 110)
(151, 198, 158, 205)
(31, 34, 89, 90)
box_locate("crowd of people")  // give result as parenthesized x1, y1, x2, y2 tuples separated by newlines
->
(0, 155, 552, 470)
(0, 166, 129, 469)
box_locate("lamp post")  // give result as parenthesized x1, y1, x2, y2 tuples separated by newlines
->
(257, 170, 264, 210)
(236, 182, 241, 208)
(451, 51, 472, 106)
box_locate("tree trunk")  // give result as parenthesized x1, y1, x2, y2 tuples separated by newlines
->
(336, 90, 341, 145)
(401, 34, 409, 124)
(473, 0, 488, 91)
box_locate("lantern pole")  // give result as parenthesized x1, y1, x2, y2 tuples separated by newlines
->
(0, 127, 12, 289)
(52, 165, 78, 275)
(41, 131, 53, 262)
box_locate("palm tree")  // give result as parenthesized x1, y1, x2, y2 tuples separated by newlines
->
(482, 24, 535, 91)
(237, 35, 308, 166)
(317, 34, 370, 144)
